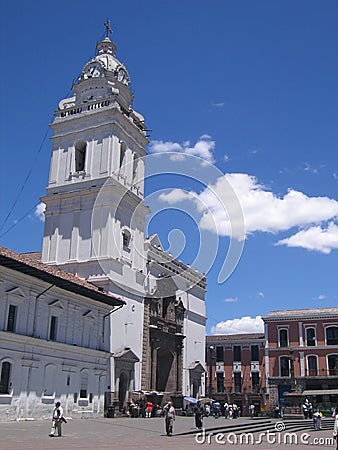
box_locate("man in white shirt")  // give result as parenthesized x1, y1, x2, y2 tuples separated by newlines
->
(49, 401, 64, 437)
(163, 401, 175, 436)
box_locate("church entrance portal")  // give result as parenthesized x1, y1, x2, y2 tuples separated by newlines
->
(156, 348, 174, 392)
(118, 372, 128, 410)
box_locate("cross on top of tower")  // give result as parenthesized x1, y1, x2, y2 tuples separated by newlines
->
(104, 19, 112, 39)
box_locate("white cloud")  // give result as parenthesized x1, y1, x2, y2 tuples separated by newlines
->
(224, 297, 238, 303)
(158, 189, 196, 204)
(159, 172, 338, 252)
(211, 102, 225, 108)
(206, 174, 338, 235)
(249, 148, 261, 155)
(35, 203, 45, 222)
(258, 291, 265, 298)
(276, 222, 338, 254)
(313, 294, 326, 301)
(149, 136, 215, 163)
(211, 315, 264, 335)
(303, 162, 325, 175)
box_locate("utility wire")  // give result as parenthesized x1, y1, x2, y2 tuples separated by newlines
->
(0, 30, 105, 238)
(0, 124, 51, 233)
(0, 202, 40, 239)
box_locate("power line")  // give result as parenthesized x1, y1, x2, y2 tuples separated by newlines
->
(0, 29, 108, 238)
(0, 123, 51, 233)
(0, 201, 41, 239)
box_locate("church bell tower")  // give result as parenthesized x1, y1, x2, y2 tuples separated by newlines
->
(41, 24, 149, 290)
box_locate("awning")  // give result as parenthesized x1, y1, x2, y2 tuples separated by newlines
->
(184, 396, 198, 404)
(302, 390, 338, 396)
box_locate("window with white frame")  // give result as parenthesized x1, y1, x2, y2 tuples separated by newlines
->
(328, 355, 338, 376)
(306, 328, 316, 346)
(326, 327, 338, 346)
(280, 356, 290, 377)
(278, 329, 289, 348)
(0, 361, 12, 394)
(307, 355, 318, 376)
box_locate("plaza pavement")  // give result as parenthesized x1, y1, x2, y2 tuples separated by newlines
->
(0, 415, 335, 450)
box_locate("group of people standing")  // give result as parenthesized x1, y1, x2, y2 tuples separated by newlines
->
(127, 398, 160, 418)
(190, 401, 242, 430)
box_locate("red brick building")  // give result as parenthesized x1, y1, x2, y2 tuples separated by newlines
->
(205, 334, 267, 416)
(262, 307, 338, 412)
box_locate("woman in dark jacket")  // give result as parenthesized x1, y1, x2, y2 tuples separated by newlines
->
(194, 402, 203, 429)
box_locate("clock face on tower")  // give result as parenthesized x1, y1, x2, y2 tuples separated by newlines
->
(84, 62, 102, 78)
(116, 66, 129, 85)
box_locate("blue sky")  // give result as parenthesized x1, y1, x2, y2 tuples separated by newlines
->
(1, 1, 337, 334)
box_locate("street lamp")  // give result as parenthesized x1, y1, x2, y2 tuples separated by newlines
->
(289, 349, 295, 391)
(209, 346, 214, 399)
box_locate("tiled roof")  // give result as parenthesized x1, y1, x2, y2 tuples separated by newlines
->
(263, 307, 338, 321)
(206, 333, 265, 341)
(0, 246, 125, 308)
(21, 251, 42, 261)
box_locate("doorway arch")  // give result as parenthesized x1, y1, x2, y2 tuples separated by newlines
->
(156, 348, 174, 392)
(118, 372, 128, 410)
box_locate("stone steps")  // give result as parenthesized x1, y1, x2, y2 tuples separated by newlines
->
(176, 417, 335, 436)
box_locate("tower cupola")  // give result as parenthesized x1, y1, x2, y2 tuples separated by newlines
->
(57, 21, 143, 126)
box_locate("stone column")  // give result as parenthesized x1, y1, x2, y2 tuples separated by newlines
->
(151, 345, 157, 390)
(176, 343, 183, 393)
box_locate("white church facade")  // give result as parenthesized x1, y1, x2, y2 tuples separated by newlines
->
(0, 24, 206, 419)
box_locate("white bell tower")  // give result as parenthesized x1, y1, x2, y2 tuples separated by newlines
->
(41, 26, 149, 289)
(42, 24, 151, 393)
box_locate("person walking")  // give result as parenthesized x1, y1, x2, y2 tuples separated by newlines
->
(49, 401, 65, 437)
(193, 401, 203, 429)
(333, 405, 338, 450)
(146, 400, 153, 418)
(313, 410, 322, 430)
(163, 401, 175, 436)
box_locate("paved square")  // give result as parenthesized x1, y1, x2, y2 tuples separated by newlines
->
(0, 416, 335, 450)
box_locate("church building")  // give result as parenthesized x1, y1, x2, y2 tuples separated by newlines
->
(40, 24, 207, 411)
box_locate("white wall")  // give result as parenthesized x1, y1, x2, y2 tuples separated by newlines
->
(0, 265, 112, 421)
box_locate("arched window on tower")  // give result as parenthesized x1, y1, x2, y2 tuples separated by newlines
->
(122, 229, 131, 249)
(119, 142, 127, 169)
(75, 141, 87, 172)
(132, 154, 138, 181)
